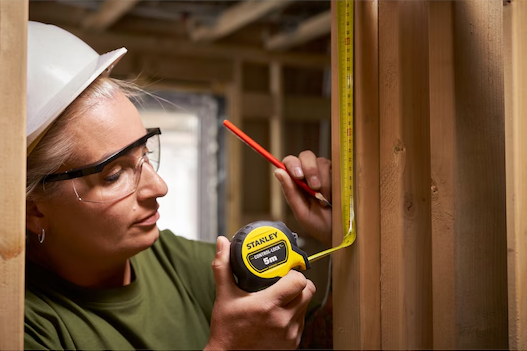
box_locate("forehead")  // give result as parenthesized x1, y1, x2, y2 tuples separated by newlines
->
(68, 91, 146, 167)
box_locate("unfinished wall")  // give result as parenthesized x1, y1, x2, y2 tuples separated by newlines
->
(332, 1, 510, 349)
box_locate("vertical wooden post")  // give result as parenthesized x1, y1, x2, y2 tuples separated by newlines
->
(504, 1, 527, 349)
(378, 1, 433, 348)
(452, 2, 508, 348)
(332, 0, 382, 349)
(270, 61, 285, 221)
(226, 60, 243, 237)
(0, 1, 28, 349)
(429, 1, 456, 349)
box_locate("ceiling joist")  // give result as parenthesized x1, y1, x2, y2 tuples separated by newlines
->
(82, 0, 140, 32)
(190, 0, 291, 43)
(265, 10, 331, 51)
(66, 27, 330, 68)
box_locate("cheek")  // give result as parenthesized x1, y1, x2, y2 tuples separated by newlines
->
(47, 194, 135, 237)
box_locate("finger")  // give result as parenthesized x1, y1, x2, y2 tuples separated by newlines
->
(262, 270, 308, 307)
(274, 169, 310, 217)
(298, 151, 322, 190)
(284, 279, 316, 313)
(282, 155, 304, 179)
(211, 236, 236, 296)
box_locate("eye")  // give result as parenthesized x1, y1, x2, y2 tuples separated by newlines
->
(103, 169, 124, 183)
(142, 146, 153, 164)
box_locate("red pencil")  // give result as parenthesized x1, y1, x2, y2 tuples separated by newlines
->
(223, 119, 331, 207)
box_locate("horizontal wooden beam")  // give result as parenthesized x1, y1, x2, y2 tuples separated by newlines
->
(82, 0, 140, 32)
(190, 0, 290, 43)
(65, 27, 330, 68)
(242, 92, 330, 120)
(139, 55, 233, 83)
(266, 10, 331, 51)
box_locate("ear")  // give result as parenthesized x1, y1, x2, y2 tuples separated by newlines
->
(26, 200, 47, 235)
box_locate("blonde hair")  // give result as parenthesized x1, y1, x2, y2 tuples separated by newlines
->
(26, 77, 144, 200)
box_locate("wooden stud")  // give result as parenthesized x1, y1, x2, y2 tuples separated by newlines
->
(333, 0, 382, 349)
(0, 1, 28, 349)
(269, 62, 285, 221)
(226, 60, 243, 238)
(504, 0, 527, 349)
(428, 2, 456, 349)
(452, 2, 508, 348)
(378, 1, 433, 348)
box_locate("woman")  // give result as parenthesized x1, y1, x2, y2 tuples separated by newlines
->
(24, 22, 332, 350)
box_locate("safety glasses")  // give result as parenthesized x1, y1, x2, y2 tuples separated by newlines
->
(42, 128, 161, 203)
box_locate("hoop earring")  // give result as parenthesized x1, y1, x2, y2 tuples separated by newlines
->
(38, 228, 45, 244)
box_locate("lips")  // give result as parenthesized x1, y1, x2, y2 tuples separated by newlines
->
(134, 211, 160, 226)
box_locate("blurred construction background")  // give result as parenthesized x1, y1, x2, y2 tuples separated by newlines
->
(29, 2, 333, 346)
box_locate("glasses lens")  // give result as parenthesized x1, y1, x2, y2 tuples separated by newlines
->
(72, 134, 161, 203)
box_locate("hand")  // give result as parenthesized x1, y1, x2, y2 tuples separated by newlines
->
(205, 236, 316, 351)
(275, 150, 332, 247)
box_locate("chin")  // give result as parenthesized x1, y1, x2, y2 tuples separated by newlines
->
(129, 226, 160, 256)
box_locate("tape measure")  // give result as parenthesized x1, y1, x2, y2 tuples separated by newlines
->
(230, 221, 310, 292)
(229, 2, 356, 292)
(337, 0, 356, 245)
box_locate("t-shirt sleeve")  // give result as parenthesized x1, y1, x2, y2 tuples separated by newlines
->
(155, 230, 217, 322)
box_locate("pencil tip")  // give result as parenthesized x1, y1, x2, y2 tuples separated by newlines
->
(315, 193, 332, 207)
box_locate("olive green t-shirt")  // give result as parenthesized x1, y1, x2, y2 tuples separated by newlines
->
(24, 230, 217, 350)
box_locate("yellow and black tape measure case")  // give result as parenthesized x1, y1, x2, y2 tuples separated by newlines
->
(230, 221, 310, 292)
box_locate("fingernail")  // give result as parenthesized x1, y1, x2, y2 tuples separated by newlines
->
(293, 167, 304, 178)
(310, 176, 321, 188)
(274, 169, 283, 181)
(216, 237, 223, 254)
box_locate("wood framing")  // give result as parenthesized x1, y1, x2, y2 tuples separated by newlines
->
(190, 0, 291, 43)
(332, 1, 509, 349)
(504, 1, 527, 349)
(226, 60, 243, 238)
(64, 27, 330, 68)
(82, 0, 140, 32)
(265, 10, 331, 51)
(428, 2, 456, 348)
(269, 62, 285, 221)
(0, 1, 28, 350)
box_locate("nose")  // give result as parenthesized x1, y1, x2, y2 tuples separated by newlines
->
(136, 162, 168, 201)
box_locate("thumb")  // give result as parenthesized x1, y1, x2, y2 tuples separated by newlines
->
(211, 236, 236, 296)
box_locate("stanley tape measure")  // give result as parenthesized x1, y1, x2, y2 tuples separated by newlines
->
(230, 0, 356, 292)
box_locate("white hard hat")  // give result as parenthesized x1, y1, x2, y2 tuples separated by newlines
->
(27, 21, 127, 154)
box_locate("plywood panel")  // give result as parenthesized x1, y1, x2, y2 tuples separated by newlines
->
(0, 1, 28, 349)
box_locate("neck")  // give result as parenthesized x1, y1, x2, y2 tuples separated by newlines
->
(27, 242, 132, 289)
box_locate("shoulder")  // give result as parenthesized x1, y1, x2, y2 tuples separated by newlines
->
(24, 289, 72, 350)
(152, 229, 217, 265)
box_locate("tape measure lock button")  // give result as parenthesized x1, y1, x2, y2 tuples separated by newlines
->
(230, 221, 310, 292)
